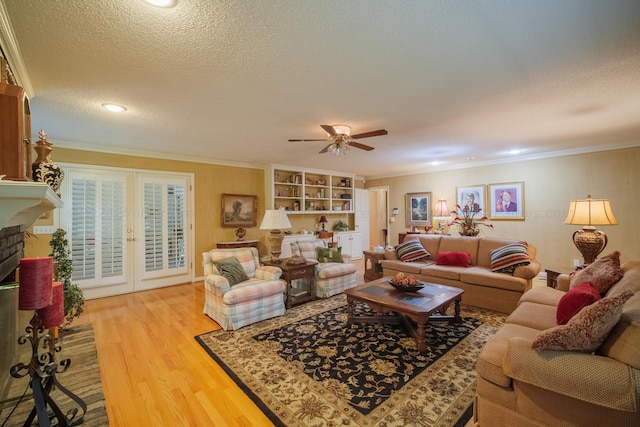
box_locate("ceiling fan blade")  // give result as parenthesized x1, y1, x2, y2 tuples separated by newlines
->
(349, 141, 375, 151)
(320, 124, 337, 136)
(288, 138, 328, 142)
(319, 144, 333, 154)
(351, 129, 388, 139)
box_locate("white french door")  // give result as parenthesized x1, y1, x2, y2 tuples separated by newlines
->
(59, 166, 193, 299)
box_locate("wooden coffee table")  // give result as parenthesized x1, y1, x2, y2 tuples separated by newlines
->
(345, 277, 464, 352)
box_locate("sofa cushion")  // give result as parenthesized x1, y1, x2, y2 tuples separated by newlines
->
(518, 286, 564, 307)
(489, 242, 531, 274)
(531, 291, 634, 352)
(459, 267, 527, 292)
(556, 281, 601, 325)
(436, 251, 470, 267)
(569, 251, 624, 294)
(292, 240, 326, 260)
(438, 236, 479, 266)
(213, 256, 249, 285)
(505, 301, 559, 331)
(396, 240, 430, 262)
(317, 246, 343, 263)
(316, 262, 356, 280)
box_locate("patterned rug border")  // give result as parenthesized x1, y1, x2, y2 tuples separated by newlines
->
(195, 294, 506, 427)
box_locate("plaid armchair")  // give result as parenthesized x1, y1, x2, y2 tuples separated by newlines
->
(202, 247, 285, 331)
(290, 239, 357, 298)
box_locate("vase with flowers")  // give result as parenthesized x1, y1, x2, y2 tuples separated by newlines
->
(449, 204, 493, 236)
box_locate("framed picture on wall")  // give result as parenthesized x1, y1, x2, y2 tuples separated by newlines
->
(488, 182, 525, 220)
(456, 185, 486, 214)
(222, 193, 258, 227)
(405, 192, 432, 227)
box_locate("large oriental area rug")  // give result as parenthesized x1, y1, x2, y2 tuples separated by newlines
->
(195, 294, 506, 427)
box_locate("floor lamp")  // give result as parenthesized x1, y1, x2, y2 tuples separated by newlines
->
(260, 208, 292, 261)
(564, 195, 618, 266)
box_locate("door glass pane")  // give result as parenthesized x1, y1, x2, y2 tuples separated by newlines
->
(144, 183, 164, 272)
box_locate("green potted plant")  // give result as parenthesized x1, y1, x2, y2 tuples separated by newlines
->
(49, 228, 85, 326)
(332, 220, 349, 232)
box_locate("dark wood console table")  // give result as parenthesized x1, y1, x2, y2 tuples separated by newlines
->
(216, 240, 259, 249)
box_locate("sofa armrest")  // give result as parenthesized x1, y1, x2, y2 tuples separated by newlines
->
(503, 336, 639, 412)
(557, 273, 571, 291)
(513, 260, 541, 280)
(254, 266, 282, 281)
(204, 274, 231, 297)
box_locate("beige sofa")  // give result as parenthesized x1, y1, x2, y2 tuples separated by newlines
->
(475, 260, 640, 426)
(380, 235, 541, 313)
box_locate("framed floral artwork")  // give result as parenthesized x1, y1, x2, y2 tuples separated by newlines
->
(456, 185, 486, 214)
(405, 192, 432, 227)
(222, 193, 257, 227)
(488, 182, 525, 220)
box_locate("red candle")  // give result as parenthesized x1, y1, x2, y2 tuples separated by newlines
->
(38, 282, 64, 328)
(19, 257, 53, 310)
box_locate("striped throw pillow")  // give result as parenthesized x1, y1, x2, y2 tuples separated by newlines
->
(490, 242, 530, 274)
(396, 240, 430, 262)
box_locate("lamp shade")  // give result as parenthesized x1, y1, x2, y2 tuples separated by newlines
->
(18, 257, 53, 310)
(434, 200, 449, 217)
(259, 208, 292, 230)
(37, 282, 64, 328)
(319, 216, 328, 224)
(564, 195, 618, 226)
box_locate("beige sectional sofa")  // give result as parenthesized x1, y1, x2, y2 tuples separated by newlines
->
(380, 235, 541, 314)
(474, 260, 640, 426)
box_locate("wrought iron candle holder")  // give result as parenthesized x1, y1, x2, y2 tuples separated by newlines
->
(9, 312, 86, 427)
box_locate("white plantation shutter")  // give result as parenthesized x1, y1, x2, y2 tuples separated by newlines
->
(65, 172, 128, 288)
(139, 176, 189, 281)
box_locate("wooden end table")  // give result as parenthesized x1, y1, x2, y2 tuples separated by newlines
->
(265, 260, 317, 308)
(545, 266, 575, 289)
(363, 250, 385, 282)
(345, 277, 464, 352)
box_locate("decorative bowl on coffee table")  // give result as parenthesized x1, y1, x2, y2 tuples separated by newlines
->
(388, 281, 425, 292)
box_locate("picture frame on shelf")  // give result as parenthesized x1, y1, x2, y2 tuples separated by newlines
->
(405, 192, 432, 227)
(488, 182, 525, 220)
(222, 193, 257, 227)
(456, 185, 486, 214)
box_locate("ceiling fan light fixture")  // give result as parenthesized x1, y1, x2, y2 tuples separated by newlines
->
(332, 125, 351, 136)
(329, 140, 349, 157)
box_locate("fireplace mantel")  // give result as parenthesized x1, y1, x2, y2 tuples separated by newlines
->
(0, 180, 63, 231)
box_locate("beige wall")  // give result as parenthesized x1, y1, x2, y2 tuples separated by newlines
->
(24, 147, 351, 277)
(365, 146, 640, 268)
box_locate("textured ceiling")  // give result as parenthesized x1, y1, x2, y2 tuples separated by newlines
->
(3, 0, 640, 178)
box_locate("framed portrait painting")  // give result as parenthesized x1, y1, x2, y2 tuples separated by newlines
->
(405, 192, 432, 227)
(456, 185, 485, 215)
(222, 193, 257, 227)
(488, 182, 525, 220)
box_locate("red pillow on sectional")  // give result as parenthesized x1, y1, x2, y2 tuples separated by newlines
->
(436, 251, 471, 268)
(556, 281, 601, 325)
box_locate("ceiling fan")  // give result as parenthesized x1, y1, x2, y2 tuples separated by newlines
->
(289, 124, 388, 156)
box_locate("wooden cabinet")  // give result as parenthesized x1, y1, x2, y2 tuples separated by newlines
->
(266, 165, 354, 214)
(0, 83, 32, 181)
(336, 231, 362, 259)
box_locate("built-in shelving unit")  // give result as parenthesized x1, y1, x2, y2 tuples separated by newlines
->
(265, 165, 355, 214)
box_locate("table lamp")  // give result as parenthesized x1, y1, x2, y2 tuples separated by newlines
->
(319, 215, 328, 231)
(433, 200, 449, 233)
(260, 207, 292, 260)
(564, 195, 618, 265)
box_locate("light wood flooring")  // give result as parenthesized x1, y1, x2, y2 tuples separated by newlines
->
(74, 260, 367, 426)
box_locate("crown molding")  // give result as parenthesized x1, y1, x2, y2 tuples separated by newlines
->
(0, 1, 34, 96)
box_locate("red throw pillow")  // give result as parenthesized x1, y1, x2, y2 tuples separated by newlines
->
(556, 281, 601, 325)
(436, 251, 471, 268)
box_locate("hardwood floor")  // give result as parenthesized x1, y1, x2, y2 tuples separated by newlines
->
(74, 259, 366, 426)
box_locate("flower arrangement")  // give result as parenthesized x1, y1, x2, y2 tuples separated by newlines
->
(448, 204, 493, 236)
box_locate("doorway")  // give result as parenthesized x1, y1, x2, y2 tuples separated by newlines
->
(367, 186, 389, 248)
(58, 165, 194, 299)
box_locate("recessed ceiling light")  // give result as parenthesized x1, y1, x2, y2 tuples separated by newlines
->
(144, 0, 177, 7)
(508, 149, 521, 155)
(102, 103, 127, 113)
(431, 161, 441, 166)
